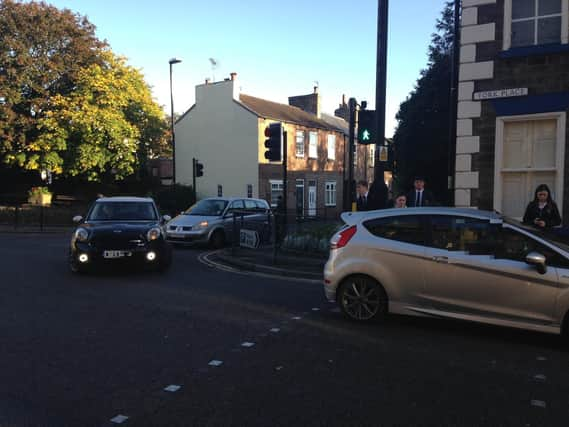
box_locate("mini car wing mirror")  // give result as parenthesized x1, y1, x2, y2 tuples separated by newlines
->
(162, 215, 172, 223)
(72, 215, 83, 224)
(526, 251, 547, 274)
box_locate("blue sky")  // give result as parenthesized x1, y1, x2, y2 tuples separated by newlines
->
(41, 0, 446, 136)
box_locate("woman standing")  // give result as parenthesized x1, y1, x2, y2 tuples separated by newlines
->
(522, 184, 562, 229)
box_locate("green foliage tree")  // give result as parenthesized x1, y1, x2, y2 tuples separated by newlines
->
(392, 2, 455, 203)
(0, 0, 168, 182)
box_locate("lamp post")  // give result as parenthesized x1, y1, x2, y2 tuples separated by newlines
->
(169, 57, 182, 185)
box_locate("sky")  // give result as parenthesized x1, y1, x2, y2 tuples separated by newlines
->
(40, 0, 447, 137)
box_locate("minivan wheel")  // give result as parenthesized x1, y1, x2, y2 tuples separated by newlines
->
(338, 276, 387, 322)
(209, 230, 225, 249)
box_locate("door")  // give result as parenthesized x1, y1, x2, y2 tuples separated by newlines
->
(362, 214, 430, 307)
(223, 200, 245, 241)
(296, 179, 304, 218)
(308, 180, 317, 217)
(423, 216, 559, 325)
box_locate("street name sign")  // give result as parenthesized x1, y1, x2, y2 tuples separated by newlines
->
(473, 88, 528, 101)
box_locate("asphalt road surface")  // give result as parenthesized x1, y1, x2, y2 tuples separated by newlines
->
(1, 233, 569, 426)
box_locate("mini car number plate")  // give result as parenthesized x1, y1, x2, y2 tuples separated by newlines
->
(168, 233, 185, 238)
(103, 250, 132, 259)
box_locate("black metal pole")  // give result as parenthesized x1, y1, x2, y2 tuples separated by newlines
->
(448, 0, 461, 206)
(374, 0, 388, 182)
(348, 98, 357, 211)
(192, 157, 197, 202)
(282, 130, 288, 234)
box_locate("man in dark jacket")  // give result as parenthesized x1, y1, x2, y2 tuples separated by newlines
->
(406, 176, 435, 207)
(368, 179, 388, 210)
(356, 180, 369, 211)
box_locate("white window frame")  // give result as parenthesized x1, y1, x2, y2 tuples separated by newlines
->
(327, 134, 336, 161)
(247, 184, 253, 198)
(217, 185, 223, 197)
(295, 130, 305, 158)
(325, 181, 337, 207)
(493, 111, 566, 218)
(503, 0, 569, 50)
(309, 131, 318, 159)
(269, 179, 284, 208)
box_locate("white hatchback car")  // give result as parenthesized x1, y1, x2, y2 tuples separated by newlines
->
(324, 207, 569, 337)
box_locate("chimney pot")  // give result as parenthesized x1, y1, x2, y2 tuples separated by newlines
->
(230, 72, 237, 81)
(205, 78, 211, 85)
(314, 86, 319, 94)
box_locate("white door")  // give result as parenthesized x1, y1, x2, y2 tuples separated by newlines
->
(500, 119, 558, 219)
(308, 180, 317, 217)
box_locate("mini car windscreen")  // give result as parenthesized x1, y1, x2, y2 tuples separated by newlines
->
(184, 199, 228, 216)
(88, 202, 158, 221)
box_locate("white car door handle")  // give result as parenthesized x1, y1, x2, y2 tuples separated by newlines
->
(432, 256, 449, 263)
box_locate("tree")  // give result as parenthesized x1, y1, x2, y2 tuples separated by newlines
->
(392, 1, 455, 204)
(0, 0, 168, 182)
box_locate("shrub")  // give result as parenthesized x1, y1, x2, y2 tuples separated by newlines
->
(153, 184, 195, 216)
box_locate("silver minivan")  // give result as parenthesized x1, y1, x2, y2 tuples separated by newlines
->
(165, 197, 271, 248)
(324, 207, 569, 337)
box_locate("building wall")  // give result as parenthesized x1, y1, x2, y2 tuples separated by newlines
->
(455, 0, 569, 219)
(258, 120, 346, 218)
(175, 79, 259, 199)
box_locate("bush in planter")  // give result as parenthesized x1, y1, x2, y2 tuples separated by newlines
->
(28, 187, 52, 205)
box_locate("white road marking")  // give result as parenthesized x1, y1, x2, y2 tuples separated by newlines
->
(537, 356, 547, 361)
(275, 366, 283, 371)
(208, 360, 223, 367)
(533, 374, 547, 382)
(270, 328, 280, 333)
(330, 308, 341, 313)
(312, 308, 320, 311)
(164, 385, 181, 392)
(241, 342, 255, 348)
(291, 316, 302, 320)
(530, 400, 546, 408)
(110, 415, 129, 424)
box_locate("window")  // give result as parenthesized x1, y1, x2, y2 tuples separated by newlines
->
(247, 184, 253, 198)
(495, 227, 569, 267)
(505, 0, 568, 49)
(325, 181, 337, 206)
(327, 134, 336, 160)
(309, 131, 318, 159)
(364, 215, 426, 246)
(244, 199, 256, 210)
(296, 131, 305, 157)
(494, 113, 565, 219)
(428, 216, 500, 254)
(369, 145, 375, 168)
(353, 145, 358, 166)
(270, 180, 284, 207)
(217, 185, 223, 197)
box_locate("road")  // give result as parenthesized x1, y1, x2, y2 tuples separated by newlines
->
(0, 233, 568, 426)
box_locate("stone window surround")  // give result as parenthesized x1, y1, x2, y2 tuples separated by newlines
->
(503, 0, 569, 50)
(492, 111, 566, 217)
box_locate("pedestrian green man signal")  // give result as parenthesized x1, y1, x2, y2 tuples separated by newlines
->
(357, 110, 376, 145)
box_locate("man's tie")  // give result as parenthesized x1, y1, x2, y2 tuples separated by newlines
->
(416, 191, 421, 207)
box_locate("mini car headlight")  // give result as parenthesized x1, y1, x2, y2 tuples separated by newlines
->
(147, 227, 161, 241)
(75, 227, 89, 242)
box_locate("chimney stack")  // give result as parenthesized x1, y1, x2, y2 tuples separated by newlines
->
(205, 78, 211, 85)
(230, 72, 237, 81)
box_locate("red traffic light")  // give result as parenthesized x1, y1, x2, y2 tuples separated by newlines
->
(264, 126, 271, 137)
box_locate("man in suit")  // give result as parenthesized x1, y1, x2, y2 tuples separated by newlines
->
(407, 176, 435, 207)
(356, 180, 369, 211)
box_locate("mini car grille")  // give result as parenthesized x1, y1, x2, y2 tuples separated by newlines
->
(91, 233, 145, 250)
(183, 226, 192, 231)
(169, 225, 177, 230)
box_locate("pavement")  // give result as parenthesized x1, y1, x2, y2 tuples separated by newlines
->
(212, 245, 325, 280)
(2, 233, 569, 426)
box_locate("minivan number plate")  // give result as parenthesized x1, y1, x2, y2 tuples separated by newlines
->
(103, 250, 131, 259)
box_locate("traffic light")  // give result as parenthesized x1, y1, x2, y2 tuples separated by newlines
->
(195, 161, 204, 177)
(264, 122, 282, 161)
(357, 109, 377, 145)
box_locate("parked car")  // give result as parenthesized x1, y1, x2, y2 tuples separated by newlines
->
(69, 197, 172, 273)
(165, 197, 272, 248)
(324, 207, 569, 338)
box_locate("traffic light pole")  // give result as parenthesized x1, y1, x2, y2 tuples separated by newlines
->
(192, 157, 197, 202)
(374, 0, 388, 182)
(348, 98, 357, 211)
(282, 131, 288, 231)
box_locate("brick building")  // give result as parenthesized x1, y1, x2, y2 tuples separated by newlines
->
(455, 0, 569, 221)
(174, 74, 368, 219)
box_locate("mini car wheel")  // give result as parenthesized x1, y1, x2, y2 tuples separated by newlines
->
(338, 275, 387, 322)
